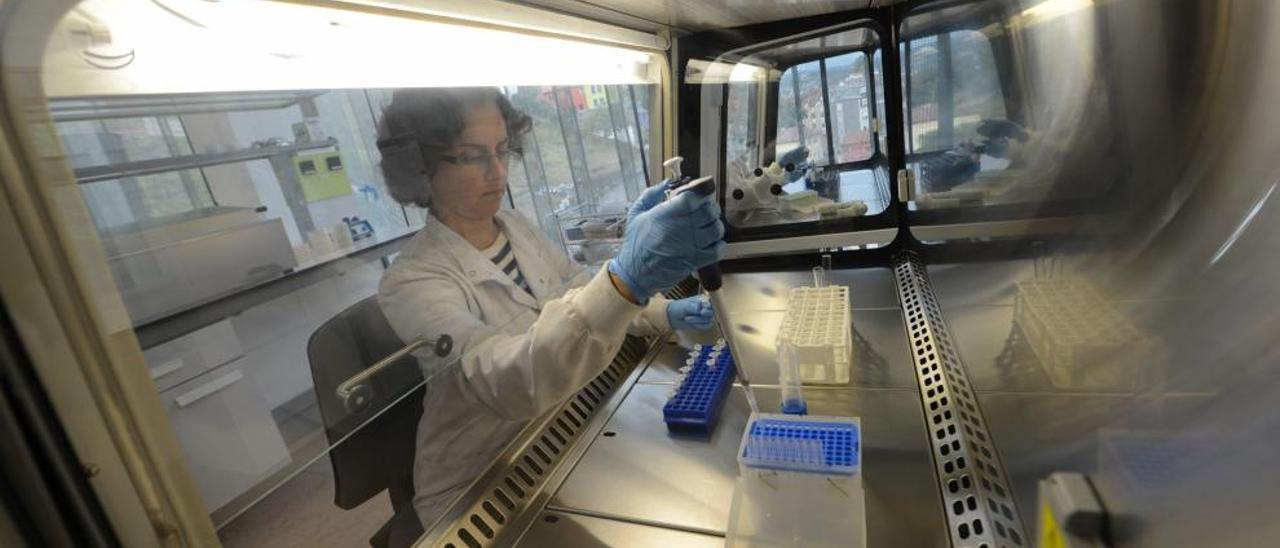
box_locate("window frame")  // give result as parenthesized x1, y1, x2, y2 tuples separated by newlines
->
(896, 0, 1110, 234)
(773, 49, 881, 171)
(712, 18, 903, 249)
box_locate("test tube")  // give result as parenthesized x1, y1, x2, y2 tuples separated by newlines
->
(812, 266, 826, 287)
(779, 345, 808, 415)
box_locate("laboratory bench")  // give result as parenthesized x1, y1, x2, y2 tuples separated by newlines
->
(532, 266, 947, 546)
(422, 259, 1175, 548)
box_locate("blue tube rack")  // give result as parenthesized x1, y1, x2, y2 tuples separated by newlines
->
(739, 414, 861, 475)
(663, 343, 736, 437)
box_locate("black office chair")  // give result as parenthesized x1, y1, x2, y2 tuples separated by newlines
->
(307, 295, 426, 548)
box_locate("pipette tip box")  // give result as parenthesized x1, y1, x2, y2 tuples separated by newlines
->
(662, 343, 736, 437)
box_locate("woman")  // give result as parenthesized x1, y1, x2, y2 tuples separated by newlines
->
(375, 87, 724, 532)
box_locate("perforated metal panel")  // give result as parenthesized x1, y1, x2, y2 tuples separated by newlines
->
(893, 254, 1028, 548)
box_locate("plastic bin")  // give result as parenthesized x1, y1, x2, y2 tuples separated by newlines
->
(555, 202, 627, 266)
(777, 286, 852, 385)
(726, 413, 865, 548)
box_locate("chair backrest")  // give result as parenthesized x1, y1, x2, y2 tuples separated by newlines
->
(307, 295, 424, 510)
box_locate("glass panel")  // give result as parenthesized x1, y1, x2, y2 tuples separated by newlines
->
(578, 88, 629, 204)
(725, 80, 758, 187)
(792, 60, 830, 166)
(898, 3, 1100, 214)
(518, 87, 576, 215)
(625, 85, 652, 189)
(504, 84, 660, 266)
(775, 68, 802, 163)
(825, 52, 873, 164)
(873, 50, 887, 156)
(722, 26, 891, 230)
(906, 31, 1006, 154)
(21, 2, 664, 544)
(46, 84, 661, 543)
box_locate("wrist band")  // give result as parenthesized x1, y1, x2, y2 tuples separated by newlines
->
(608, 269, 644, 305)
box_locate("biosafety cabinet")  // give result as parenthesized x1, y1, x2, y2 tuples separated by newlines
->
(1, 1, 1278, 548)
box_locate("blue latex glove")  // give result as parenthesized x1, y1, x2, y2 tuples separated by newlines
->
(667, 297, 714, 331)
(779, 146, 810, 182)
(608, 189, 726, 301)
(628, 182, 670, 224)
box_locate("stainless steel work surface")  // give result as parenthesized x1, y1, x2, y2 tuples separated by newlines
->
(942, 303, 1058, 393)
(521, 510, 722, 547)
(549, 383, 948, 547)
(642, 307, 917, 390)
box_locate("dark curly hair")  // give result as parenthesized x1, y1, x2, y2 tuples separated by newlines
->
(376, 88, 533, 208)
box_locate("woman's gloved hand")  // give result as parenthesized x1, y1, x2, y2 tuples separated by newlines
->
(628, 183, 669, 224)
(779, 146, 810, 182)
(667, 297, 714, 331)
(608, 190, 726, 302)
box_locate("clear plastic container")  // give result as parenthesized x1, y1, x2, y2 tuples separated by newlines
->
(778, 345, 807, 415)
(555, 202, 627, 266)
(726, 413, 865, 548)
(777, 286, 852, 385)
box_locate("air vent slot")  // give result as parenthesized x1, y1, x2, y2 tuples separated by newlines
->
(429, 334, 657, 547)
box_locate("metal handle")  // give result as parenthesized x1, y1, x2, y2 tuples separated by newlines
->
(336, 334, 452, 413)
(896, 168, 915, 202)
(150, 358, 184, 380)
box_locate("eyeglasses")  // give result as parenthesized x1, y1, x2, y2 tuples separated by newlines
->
(439, 147, 518, 170)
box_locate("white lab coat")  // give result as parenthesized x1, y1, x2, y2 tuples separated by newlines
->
(378, 209, 671, 529)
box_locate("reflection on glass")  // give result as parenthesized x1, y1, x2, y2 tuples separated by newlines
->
(47, 83, 658, 545)
(900, 3, 1107, 213)
(721, 26, 892, 229)
(1012, 277, 1150, 391)
(19, 0, 668, 545)
(903, 26, 1018, 209)
(508, 84, 655, 253)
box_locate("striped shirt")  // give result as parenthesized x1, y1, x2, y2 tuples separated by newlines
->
(483, 231, 533, 296)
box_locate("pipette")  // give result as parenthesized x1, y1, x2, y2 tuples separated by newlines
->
(661, 156, 759, 414)
(708, 290, 760, 414)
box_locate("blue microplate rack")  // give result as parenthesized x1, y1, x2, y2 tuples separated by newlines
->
(739, 414, 861, 475)
(663, 343, 737, 437)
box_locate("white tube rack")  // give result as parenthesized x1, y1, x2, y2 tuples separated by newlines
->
(777, 285, 852, 385)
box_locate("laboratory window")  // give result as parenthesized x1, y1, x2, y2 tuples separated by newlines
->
(901, 23, 1043, 209)
(775, 52, 876, 168)
(507, 84, 655, 266)
(903, 30, 1007, 154)
(725, 79, 759, 177)
(723, 25, 892, 230)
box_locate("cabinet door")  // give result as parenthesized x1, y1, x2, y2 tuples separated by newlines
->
(162, 359, 291, 513)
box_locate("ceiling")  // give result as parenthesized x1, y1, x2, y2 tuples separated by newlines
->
(512, 0, 907, 34)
